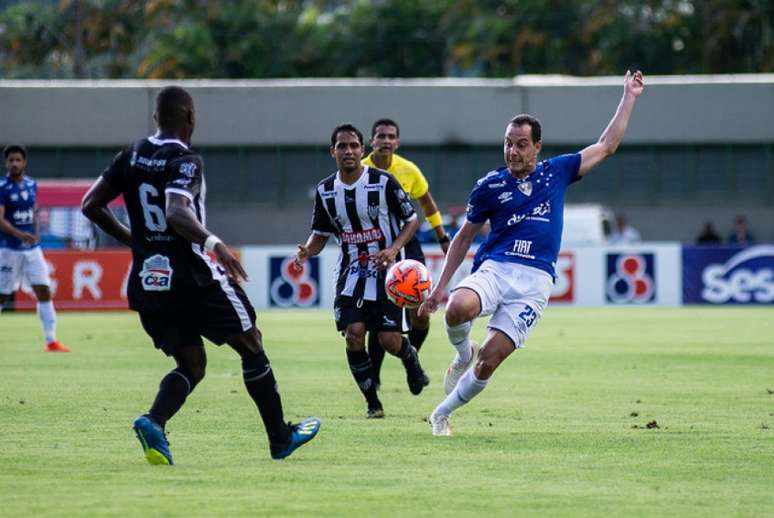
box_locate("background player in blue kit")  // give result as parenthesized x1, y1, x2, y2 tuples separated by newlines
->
(0, 144, 70, 352)
(419, 70, 645, 436)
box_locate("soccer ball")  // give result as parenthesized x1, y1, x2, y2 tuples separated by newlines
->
(385, 259, 432, 308)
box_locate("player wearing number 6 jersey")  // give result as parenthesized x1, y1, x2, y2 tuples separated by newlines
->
(82, 86, 319, 464)
(419, 71, 645, 436)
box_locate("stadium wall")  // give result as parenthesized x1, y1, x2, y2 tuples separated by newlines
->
(2, 76, 773, 243)
(2, 76, 774, 145)
(10, 244, 773, 310)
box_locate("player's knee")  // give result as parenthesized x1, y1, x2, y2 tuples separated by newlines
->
(32, 285, 51, 302)
(377, 332, 401, 354)
(344, 328, 365, 351)
(445, 290, 480, 326)
(189, 364, 206, 384)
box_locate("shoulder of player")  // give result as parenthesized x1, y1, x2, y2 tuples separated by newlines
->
(541, 153, 579, 170)
(316, 172, 337, 189)
(474, 168, 508, 188)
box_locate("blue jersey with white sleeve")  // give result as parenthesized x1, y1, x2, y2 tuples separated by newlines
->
(467, 153, 582, 278)
(0, 175, 38, 250)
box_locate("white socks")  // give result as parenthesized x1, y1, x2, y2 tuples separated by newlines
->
(37, 301, 57, 343)
(446, 321, 473, 364)
(434, 368, 489, 417)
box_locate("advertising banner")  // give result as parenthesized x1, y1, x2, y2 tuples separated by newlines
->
(605, 252, 657, 304)
(682, 245, 774, 304)
(12, 250, 131, 310)
(268, 255, 320, 307)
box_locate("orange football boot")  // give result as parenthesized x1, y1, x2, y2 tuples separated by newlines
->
(44, 341, 71, 352)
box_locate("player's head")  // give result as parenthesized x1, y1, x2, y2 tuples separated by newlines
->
(330, 123, 364, 174)
(504, 114, 542, 177)
(4, 144, 27, 178)
(370, 118, 400, 159)
(154, 86, 195, 143)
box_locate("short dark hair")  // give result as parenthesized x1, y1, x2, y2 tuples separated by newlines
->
(371, 118, 400, 138)
(509, 114, 542, 143)
(330, 123, 364, 147)
(4, 144, 27, 160)
(155, 86, 194, 130)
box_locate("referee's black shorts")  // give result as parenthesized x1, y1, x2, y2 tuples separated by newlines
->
(139, 280, 256, 356)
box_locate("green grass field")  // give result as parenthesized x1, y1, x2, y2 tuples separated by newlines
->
(1, 307, 772, 517)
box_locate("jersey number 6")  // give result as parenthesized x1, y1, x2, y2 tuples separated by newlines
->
(139, 183, 168, 232)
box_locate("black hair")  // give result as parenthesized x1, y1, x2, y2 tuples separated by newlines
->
(4, 144, 27, 160)
(330, 123, 364, 147)
(155, 86, 194, 130)
(509, 114, 542, 143)
(371, 118, 400, 138)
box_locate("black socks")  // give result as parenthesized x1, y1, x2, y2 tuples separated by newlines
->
(242, 351, 290, 446)
(148, 367, 198, 428)
(346, 348, 381, 408)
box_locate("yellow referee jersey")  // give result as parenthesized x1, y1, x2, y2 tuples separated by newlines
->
(362, 152, 429, 201)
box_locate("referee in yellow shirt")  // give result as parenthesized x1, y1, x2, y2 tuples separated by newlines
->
(363, 118, 450, 389)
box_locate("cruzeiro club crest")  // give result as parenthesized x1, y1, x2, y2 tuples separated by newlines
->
(517, 181, 532, 196)
(139, 254, 173, 291)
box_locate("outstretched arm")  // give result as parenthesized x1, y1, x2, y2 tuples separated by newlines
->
(578, 70, 645, 177)
(418, 219, 483, 316)
(294, 233, 330, 271)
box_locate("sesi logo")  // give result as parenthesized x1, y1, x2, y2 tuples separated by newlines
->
(700, 246, 774, 304)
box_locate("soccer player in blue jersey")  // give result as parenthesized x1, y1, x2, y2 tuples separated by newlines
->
(0, 145, 70, 352)
(419, 70, 645, 436)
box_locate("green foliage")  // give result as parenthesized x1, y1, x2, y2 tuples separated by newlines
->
(0, 308, 772, 516)
(1, 0, 773, 78)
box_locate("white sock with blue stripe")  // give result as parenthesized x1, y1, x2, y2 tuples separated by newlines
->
(446, 320, 473, 364)
(37, 301, 57, 343)
(434, 368, 489, 417)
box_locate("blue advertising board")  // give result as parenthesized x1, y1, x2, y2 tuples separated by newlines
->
(682, 245, 774, 304)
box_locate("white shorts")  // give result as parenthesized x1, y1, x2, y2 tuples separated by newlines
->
(453, 259, 553, 349)
(0, 247, 51, 294)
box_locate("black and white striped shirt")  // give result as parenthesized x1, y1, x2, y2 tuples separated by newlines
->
(311, 166, 417, 301)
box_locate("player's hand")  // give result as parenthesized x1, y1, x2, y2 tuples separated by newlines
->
(439, 238, 450, 255)
(418, 288, 445, 317)
(214, 242, 248, 282)
(18, 231, 37, 245)
(624, 70, 644, 98)
(373, 246, 398, 271)
(293, 244, 309, 272)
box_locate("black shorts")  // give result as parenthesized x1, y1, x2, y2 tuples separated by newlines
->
(334, 295, 405, 333)
(403, 235, 426, 264)
(139, 280, 256, 356)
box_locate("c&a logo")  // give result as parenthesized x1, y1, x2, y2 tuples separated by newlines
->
(606, 253, 656, 304)
(269, 256, 319, 308)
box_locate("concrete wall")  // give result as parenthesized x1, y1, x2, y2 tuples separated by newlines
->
(3, 75, 774, 146)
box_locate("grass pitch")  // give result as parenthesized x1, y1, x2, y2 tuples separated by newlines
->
(1, 307, 772, 517)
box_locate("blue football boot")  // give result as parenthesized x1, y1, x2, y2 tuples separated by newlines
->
(132, 415, 174, 465)
(270, 417, 321, 460)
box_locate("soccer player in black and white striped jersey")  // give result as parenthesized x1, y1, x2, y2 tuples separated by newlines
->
(295, 124, 428, 418)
